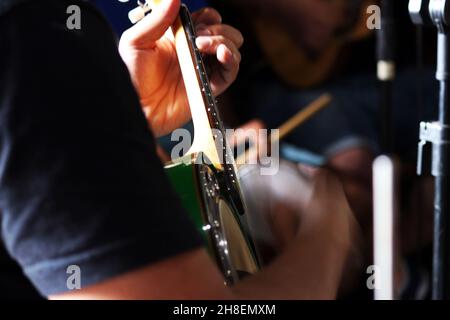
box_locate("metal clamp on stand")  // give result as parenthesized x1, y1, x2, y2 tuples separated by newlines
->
(417, 122, 450, 176)
(410, 0, 450, 300)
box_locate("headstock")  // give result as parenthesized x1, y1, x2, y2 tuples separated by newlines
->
(128, 0, 155, 24)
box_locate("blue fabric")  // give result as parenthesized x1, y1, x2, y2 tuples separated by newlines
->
(280, 143, 325, 167)
(184, 0, 208, 11)
(92, 0, 135, 36)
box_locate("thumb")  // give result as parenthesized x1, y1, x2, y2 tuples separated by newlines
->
(122, 0, 181, 48)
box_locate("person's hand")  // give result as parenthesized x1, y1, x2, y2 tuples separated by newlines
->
(119, 0, 243, 137)
(265, 166, 360, 253)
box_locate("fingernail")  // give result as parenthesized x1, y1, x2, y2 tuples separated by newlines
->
(196, 36, 212, 49)
(219, 44, 233, 60)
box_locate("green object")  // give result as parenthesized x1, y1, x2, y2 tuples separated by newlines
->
(165, 155, 204, 238)
(165, 153, 260, 284)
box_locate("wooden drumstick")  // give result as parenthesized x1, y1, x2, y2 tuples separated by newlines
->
(235, 94, 332, 166)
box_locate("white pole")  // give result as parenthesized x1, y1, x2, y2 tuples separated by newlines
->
(373, 156, 395, 300)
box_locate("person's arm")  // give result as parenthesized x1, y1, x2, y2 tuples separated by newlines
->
(0, 0, 205, 298)
(53, 170, 355, 300)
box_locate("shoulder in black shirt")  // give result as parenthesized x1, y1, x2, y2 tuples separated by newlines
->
(0, 0, 202, 297)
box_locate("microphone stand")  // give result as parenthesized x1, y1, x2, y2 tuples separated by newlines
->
(377, 0, 396, 153)
(410, 0, 450, 300)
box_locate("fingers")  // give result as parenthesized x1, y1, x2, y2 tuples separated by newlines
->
(193, 15, 244, 95)
(121, 0, 181, 48)
(297, 164, 320, 181)
(196, 35, 241, 65)
(214, 44, 240, 94)
(195, 35, 240, 94)
(196, 24, 244, 49)
(217, 42, 240, 68)
(240, 119, 266, 131)
(192, 7, 222, 26)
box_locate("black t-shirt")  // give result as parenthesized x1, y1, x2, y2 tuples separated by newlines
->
(0, 0, 202, 297)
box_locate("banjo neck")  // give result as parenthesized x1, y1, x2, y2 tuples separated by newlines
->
(170, 5, 227, 169)
(171, 5, 225, 168)
(172, 5, 245, 216)
(129, 2, 246, 216)
(129, 2, 231, 170)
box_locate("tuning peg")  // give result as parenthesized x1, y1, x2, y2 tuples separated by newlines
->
(128, 1, 152, 24)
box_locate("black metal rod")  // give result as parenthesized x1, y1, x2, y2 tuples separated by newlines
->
(408, 0, 450, 300)
(377, 0, 396, 62)
(380, 81, 394, 153)
(433, 175, 450, 299)
(432, 32, 450, 300)
(377, 0, 396, 154)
